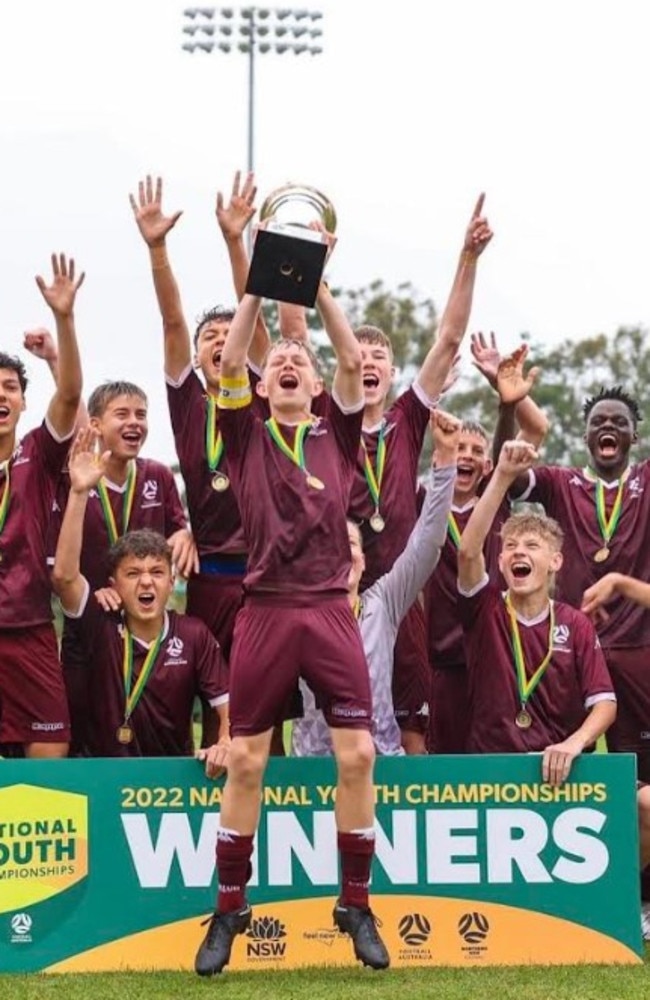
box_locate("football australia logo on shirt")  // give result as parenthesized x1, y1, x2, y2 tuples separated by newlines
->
(164, 636, 187, 665)
(552, 623, 571, 653)
(141, 480, 160, 506)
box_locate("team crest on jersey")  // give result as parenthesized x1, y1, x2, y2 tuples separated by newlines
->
(553, 624, 570, 646)
(142, 479, 159, 501)
(166, 636, 184, 658)
(569, 475, 582, 487)
(628, 476, 643, 498)
(12, 442, 29, 467)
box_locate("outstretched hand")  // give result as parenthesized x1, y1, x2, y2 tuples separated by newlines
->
(496, 344, 540, 405)
(129, 175, 183, 247)
(216, 170, 257, 241)
(68, 426, 110, 493)
(470, 331, 501, 388)
(35, 254, 85, 317)
(463, 193, 493, 257)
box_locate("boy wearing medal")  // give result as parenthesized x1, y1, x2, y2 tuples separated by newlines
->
(129, 174, 269, 683)
(0, 253, 83, 758)
(457, 438, 616, 776)
(48, 379, 192, 756)
(507, 387, 650, 767)
(194, 270, 390, 975)
(51, 428, 229, 758)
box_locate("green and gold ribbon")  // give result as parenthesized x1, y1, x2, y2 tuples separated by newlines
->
(265, 417, 313, 473)
(585, 466, 630, 546)
(121, 626, 165, 725)
(205, 394, 224, 472)
(361, 424, 387, 511)
(97, 461, 137, 545)
(505, 593, 555, 709)
(0, 461, 10, 535)
(447, 512, 462, 549)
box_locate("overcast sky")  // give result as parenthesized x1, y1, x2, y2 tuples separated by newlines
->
(1, 0, 648, 463)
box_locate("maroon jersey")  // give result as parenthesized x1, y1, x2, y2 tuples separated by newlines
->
(219, 391, 363, 596)
(349, 385, 432, 588)
(0, 421, 71, 628)
(167, 366, 265, 557)
(519, 463, 650, 647)
(424, 494, 508, 668)
(67, 597, 228, 757)
(52, 457, 186, 590)
(459, 580, 615, 753)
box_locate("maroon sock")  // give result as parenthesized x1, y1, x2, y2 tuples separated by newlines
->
(216, 828, 254, 913)
(338, 830, 375, 909)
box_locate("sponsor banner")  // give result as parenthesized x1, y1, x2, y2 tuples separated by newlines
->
(0, 754, 641, 971)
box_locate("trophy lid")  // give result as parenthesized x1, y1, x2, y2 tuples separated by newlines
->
(259, 183, 337, 234)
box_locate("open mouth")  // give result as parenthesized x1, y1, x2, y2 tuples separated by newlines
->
(0, 405, 10, 419)
(122, 431, 142, 445)
(212, 349, 223, 366)
(456, 463, 475, 483)
(279, 372, 299, 389)
(511, 562, 532, 579)
(597, 432, 618, 457)
(138, 593, 155, 608)
(363, 374, 380, 389)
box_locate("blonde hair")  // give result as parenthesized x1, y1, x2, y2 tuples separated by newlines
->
(500, 511, 564, 552)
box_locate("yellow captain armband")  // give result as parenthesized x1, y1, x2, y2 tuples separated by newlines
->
(218, 373, 252, 409)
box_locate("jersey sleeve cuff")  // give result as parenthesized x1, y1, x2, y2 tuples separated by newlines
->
(61, 578, 90, 619)
(165, 364, 194, 389)
(412, 379, 441, 410)
(457, 573, 490, 598)
(331, 389, 364, 415)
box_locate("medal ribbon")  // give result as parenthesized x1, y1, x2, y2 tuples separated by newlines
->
(585, 467, 629, 545)
(265, 417, 313, 473)
(505, 594, 555, 708)
(0, 461, 10, 535)
(121, 627, 165, 724)
(97, 461, 136, 545)
(205, 395, 224, 472)
(447, 512, 462, 549)
(361, 424, 386, 510)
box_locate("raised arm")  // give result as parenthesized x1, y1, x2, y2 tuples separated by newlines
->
(316, 278, 362, 409)
(220, 293, 263, 381)
(35, 254, 84, 438)
(129, 175, 190, 381)
(51, 427, 110, 613)
(216, 170, 271, 367)
(417, 195, 493, 400)
(458, 440, 538, 592)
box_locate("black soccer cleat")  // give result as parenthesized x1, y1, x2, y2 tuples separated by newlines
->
(333, 899, 390, 970)
(194, 904, 252, 976)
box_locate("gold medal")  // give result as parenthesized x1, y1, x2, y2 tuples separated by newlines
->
(369, 511, 385, 533)
(116, 723, 134, 745)
(515, 709, 533, 730)
(594, 546, 610, 563)
(306, 474, 325, 490)
(211, 472, 230, 492)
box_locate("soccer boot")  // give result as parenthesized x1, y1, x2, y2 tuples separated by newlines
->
(333, 899, 390, 970)
(194, 904, 252, 976)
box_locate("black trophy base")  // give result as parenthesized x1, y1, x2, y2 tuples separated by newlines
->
(245, 228, 328, 307)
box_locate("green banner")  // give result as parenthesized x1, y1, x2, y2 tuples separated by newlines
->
(0, 754, 642, 970)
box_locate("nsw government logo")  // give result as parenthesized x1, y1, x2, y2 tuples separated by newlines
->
(10, 912, 32, 944)
(245, 914, 287, 961)
(457, 911, 490, 958)
(397, 912, 432, 961)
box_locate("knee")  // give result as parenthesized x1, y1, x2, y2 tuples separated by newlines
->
(336, 731, 376, 783)
(228, 740, 267, 790)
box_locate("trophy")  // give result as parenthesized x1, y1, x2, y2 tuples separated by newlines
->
(245, 183, 337, 307)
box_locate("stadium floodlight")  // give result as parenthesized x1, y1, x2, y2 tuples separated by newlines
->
(181, 5, 324, 189)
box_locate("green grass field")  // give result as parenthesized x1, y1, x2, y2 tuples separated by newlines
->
(1, 958, 649, 1000)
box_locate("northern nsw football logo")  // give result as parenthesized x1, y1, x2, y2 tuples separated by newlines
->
(458, 911, 490, 944)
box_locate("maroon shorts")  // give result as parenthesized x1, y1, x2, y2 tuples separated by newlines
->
(391, 601, 431, 734)
(427, 662, 470, 753)
(228, 595, 372, 737)
(186, 568, 245, 662)
(602, 646, 650, 754)
(0, 624, 70, 744)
